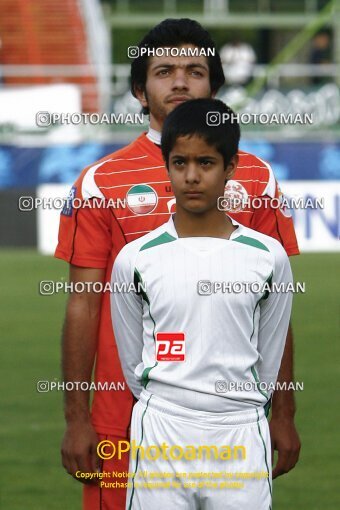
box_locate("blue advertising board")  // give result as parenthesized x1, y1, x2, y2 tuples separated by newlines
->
(1, 140, 340, 188)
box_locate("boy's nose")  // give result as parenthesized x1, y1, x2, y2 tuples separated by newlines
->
(185, 163, 200, 183)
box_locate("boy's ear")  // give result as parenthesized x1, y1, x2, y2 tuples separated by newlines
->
(224, 154, 239, 183)
(134, 86, 148, 109)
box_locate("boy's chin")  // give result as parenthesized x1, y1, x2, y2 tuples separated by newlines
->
(181, 203, 209, 215)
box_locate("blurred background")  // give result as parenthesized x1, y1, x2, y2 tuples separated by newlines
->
(0, 1, 339, 509)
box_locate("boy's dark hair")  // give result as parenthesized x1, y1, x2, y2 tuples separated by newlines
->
(161, 98, 240, 168)
(130, 18, 225, 114)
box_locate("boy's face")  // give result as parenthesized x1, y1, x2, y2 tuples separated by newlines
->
(168, 135, 237, 215)
(135, 44, 212, 131)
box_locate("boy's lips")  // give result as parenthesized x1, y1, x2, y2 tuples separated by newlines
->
(184, 190, 204, 198)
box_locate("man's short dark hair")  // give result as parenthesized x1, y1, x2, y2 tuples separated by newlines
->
(161, 98, 240, 168)
(130, 18, 225, 114)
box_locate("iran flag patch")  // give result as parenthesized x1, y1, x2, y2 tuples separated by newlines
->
(126, 184, 158, 215)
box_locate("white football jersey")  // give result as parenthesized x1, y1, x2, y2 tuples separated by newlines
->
(111, 215, 293, 413)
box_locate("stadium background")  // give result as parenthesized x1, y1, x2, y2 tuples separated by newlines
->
(0, 0, 339, 508)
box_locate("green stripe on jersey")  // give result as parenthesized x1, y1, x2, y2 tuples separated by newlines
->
(233, 235, 270, 252)
(256, 408, 272, 498)
(251, 366, 269, 399)
(140, 232, 176, 252)
(128, 395, 152, 510)
(264, 398, 272, 418)
(141, 364, 158, 388)
(249, 271, 273, 344)
(134, 268, 158, 388)
(134, 268, 149, 304)
(249, 270, 273, 400)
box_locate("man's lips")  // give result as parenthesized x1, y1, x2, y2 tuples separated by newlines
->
(168, 96, 191, 103)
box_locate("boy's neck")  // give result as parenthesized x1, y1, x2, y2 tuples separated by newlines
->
(173, 209, 237, 240)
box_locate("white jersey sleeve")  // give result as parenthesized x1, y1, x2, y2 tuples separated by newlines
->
(111, 245, 144, 399)
(257, 242, 293, 392)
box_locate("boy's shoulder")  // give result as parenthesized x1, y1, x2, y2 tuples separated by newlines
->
(114, 219, 174, 266)
(234, 224, 288, 261)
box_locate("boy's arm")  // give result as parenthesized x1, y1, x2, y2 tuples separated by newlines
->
(257, 246, 299, 477)
(110, 252, 144, 399)
(257, 247, 293, 388)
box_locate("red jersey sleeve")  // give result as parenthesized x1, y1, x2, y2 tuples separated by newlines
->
(54, 166, 113, 268)
(250, 177, 300, 257)
(55, 202, 112, 268)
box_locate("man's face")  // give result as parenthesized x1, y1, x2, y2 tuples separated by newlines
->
(168, 135, 236, 215)
(135, 44, 212, 130)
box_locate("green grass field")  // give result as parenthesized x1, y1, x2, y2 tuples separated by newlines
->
(1, 250, 339, 510)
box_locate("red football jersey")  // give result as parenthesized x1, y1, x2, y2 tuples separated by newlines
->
(55, 132, 299, 435)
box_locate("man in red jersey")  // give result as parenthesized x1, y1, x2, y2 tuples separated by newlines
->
(55, 18, 301, 510)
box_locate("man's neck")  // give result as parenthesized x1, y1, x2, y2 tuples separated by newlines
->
(146, 127, 161, 145)
(173, 210, 237, 240)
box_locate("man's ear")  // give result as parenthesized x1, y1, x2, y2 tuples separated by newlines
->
(134, 86, 148, 109)
(224, 154, 239, 183)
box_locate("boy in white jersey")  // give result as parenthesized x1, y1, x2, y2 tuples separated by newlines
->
(110, 98, 293, 510)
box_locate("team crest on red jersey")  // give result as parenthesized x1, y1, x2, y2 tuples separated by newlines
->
(224, 180, 248, 213)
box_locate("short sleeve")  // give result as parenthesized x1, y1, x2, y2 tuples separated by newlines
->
(250, 177, 299, 257)
(55, 194, 112, 268)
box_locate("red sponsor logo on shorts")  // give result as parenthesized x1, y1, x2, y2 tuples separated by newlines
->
(155, 332, 185, 361)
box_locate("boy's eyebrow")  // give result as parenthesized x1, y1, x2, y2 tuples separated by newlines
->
(170, 153, 218, 160)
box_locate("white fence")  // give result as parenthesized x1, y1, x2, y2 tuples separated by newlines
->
(1, 64, 339, 97)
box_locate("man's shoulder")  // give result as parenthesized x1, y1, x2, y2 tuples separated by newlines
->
(82, 132, 154, 175)
(234, 150, 277, 198)
(74, 133, 163, 199)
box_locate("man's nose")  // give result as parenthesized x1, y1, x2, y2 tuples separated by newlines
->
(171, 69, 189, 90)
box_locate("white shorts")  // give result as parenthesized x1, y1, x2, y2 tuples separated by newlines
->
(126, 390, 272, 510)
